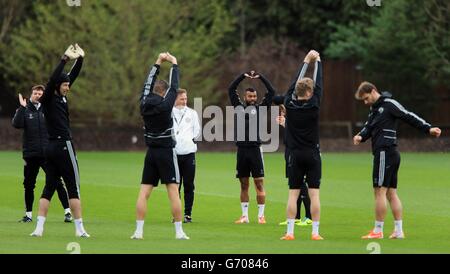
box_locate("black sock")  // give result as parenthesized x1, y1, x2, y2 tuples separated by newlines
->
(296, 196, 302, 220)
(303, 195, 312, 219)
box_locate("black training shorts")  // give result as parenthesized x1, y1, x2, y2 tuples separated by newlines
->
(142, 147, 180, 186)
(288, 147, 321, 189)
(373, 148, 401, 189)
(236, 146, 265, 178)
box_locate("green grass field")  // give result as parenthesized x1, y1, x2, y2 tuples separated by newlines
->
(0, 151, 449, 254)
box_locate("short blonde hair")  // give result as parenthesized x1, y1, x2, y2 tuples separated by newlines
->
(177, 88, 187, 95)
(295, 78, 314, 97)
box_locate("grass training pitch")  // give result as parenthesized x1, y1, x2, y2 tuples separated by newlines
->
(0, 151, 449, 254)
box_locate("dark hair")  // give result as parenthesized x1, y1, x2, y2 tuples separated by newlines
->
(245, 87, 256, 93)
(355, 81, 378, 100)
(154, 80, 169, 95)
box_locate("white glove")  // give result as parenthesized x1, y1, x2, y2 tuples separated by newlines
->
(74, 43, 85, 58)
(64, 45, 79, 60)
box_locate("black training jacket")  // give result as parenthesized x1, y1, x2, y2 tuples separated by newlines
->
(12, 101, 48, 158)
(281, 61, 323, 151)
(358, 93, 432, 154)
(228, 73, 275, 147)
(140, 64, 179, 148)
(40, 57, 83, 141)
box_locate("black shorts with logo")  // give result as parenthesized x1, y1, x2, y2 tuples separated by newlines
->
(288, 147, 321, 189)
(373, 148, 401, 189)
(236, 146, 265, 178)
(142, 147, 180, 186)
(42, 140, 80, 200)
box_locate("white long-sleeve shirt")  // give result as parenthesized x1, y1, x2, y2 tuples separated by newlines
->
(172, 106, 201, 155)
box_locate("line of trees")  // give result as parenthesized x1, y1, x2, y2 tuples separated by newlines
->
(1, 0, 448, 125)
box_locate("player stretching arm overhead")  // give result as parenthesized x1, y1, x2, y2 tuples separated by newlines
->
(30, 44, 89, 238)
(279, 50, 324, 241)
(131, 52, 189, 240)
(228, 70, 275, 224)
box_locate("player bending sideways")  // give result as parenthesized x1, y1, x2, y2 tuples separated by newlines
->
(354, 81, 441, 239)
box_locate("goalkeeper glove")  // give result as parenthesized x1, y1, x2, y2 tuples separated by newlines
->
(64, 45, 79, 60)
(74, 43, 85, 58)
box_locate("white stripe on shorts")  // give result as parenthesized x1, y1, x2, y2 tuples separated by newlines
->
(259, 147, 265, 172)
(378, 151, 385, 187)
(66, 141, 81, 198)
(173, 149, 180, 183)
